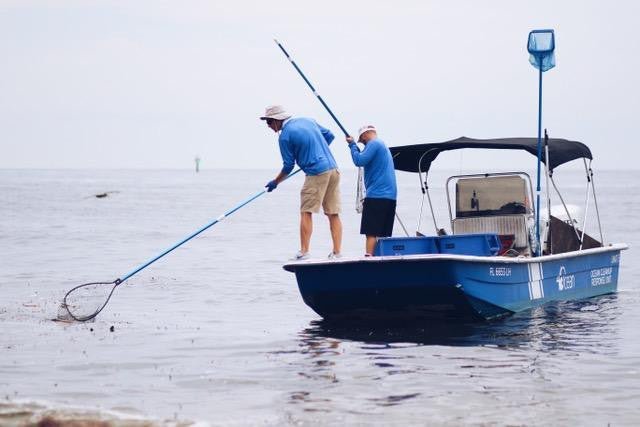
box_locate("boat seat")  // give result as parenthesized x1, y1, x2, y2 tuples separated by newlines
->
(453, 214, 530, 249)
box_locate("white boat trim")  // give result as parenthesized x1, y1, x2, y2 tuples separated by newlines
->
(283, 243, 628, 270)
(527, 262, 544, 299)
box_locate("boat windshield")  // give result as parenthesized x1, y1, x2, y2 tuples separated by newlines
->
(455, 175, 531, 218)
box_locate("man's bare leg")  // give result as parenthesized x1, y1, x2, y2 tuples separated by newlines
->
(300, 212, 313, 253)
(365, 235, 377, 255)
(327, 214, 342, 254)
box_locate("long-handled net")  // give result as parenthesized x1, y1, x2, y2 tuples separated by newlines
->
(527, 29, 556, 256)
(60, 170, 300, 322)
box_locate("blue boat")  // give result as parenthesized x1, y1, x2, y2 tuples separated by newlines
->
(283, 136, 627, 320)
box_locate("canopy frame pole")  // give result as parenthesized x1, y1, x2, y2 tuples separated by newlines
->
(417, 150, 440, 235)
(579, 158, 592, 250)
(589, 160, 605, 245)
(445, 177, 454, 231)
(550, 175, 582, 244)
(544, 129, 552, 254)
(425, 176, 439, 235)
(417, 193, 426, 235)
(416, 152, 427, 233)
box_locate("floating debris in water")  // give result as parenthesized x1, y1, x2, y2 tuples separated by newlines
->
(95, 191, 120, 198)
(53, 302, 95, 324)
(54, 302, 74, 322)
(83, 191, 120, 200)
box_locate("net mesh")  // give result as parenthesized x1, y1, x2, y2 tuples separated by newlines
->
(61, 280, 119, 321)
(528, 30, 556, 72)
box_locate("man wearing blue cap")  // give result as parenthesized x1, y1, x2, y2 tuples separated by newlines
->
(262, 105, 343, 260)
(346, 125, 397, 256)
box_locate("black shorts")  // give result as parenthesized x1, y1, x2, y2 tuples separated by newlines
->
(360, 198, 396, 237)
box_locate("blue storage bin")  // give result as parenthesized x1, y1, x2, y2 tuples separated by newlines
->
(437, 234, 501, 256)
(374, 236, 439, 256)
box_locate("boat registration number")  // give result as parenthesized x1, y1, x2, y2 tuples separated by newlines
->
(489, 267, 512, 277)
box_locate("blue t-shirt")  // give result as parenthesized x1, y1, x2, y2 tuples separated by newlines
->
(349, 138, 397, 200)
(278, 117, 337, 176)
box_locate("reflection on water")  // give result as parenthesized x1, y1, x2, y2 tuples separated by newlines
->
(284, 294, 622, 419)
(300, 294, 621, 350)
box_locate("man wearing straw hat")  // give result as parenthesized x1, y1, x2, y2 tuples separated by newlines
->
(346, 125, 397, 256)
(261, 105, 343, 260)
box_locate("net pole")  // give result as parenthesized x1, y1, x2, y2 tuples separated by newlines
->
(274, 39, 350, 137)
(119, 169, 301, 283)
(535, 66, 543, 257)
(119, 190, 267, 282)
(274, 39, 365, 213)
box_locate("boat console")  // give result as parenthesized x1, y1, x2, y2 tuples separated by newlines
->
(447, 172, 536, 256)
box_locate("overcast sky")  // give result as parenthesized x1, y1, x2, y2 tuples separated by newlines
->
(1, 0, 638, 170)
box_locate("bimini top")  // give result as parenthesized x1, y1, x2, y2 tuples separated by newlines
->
(390, 136, 592, 173)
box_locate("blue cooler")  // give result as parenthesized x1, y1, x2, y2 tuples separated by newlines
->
(374, 236, 439, 256)
(437, 234, 501, 256)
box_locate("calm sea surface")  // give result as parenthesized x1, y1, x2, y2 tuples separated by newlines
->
(1, 168, 638, 426)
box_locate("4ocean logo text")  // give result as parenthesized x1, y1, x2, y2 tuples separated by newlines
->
(556, 266, 575, 291)
(555, 263, 614, 291)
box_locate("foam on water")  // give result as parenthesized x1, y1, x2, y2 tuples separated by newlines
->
(0, 399, 198, 426)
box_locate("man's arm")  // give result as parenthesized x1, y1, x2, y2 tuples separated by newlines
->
(266, 169, 292, 192)
(317, 122, 335, 146)
(273, 170, 290, 184)
(278, 135, 295, 176)
(266, 135, 296, 192)
(348, 140, 377, 167)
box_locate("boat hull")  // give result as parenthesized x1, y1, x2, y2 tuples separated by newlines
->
(283, 245, 626, 321)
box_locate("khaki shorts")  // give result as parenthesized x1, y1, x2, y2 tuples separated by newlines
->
(300, 169, 341, 214)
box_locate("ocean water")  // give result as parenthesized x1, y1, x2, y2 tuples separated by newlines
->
(1, 168, 638, 426)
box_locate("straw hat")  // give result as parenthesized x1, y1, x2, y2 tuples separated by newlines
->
(260, 105, 292, 121)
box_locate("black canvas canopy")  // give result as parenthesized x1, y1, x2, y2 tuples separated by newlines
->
(390, 136, 592, 173)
